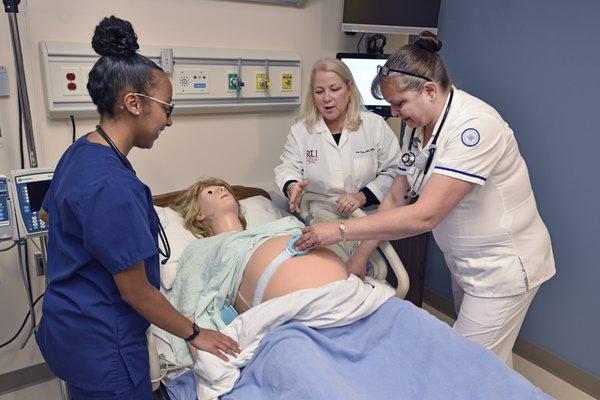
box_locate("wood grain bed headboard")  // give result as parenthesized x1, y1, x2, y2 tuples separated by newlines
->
(152, 185, 271, 208)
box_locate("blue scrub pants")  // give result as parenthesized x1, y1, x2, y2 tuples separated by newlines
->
(69, 376, 152, 399)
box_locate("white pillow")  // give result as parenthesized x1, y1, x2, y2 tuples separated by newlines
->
(155, 195, 288, 291)
(155, 206, 196, 290)
(240, 195, 289, 228)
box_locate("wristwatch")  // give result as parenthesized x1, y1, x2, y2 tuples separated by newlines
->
(338, 221, 347, 249)
(185, 323, 201, 342)
(286, 181, 297, 198)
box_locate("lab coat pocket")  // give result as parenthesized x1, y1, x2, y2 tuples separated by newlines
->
(116, 311, 150, 386)
(448, 233, 526, 295)
(353, 157, 376, 188)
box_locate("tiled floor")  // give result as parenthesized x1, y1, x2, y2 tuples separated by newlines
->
(2, 306, 595, 400)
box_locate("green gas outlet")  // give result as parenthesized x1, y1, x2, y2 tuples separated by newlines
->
(228, 73, 239, 91)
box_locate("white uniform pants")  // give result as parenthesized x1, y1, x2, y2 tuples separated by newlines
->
(451, 279, 540, 367)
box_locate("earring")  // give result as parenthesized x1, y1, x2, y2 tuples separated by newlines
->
(136, 111, 140, 115)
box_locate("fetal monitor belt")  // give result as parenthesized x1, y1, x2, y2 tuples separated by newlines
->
(252, 235, 308, 307)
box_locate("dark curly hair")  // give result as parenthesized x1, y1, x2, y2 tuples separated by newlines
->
(87, 16, 163, 117)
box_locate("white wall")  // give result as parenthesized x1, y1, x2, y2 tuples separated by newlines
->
(0, 0, 407, 375)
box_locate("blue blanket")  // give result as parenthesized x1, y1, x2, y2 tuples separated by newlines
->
(221, 298, 551, 400)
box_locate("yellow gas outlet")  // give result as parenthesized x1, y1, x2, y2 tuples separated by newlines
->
(282, 73, 293, 91)
(255, 73, 271, 91)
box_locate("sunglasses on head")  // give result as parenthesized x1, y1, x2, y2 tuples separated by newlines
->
(377, 65, 432, 82)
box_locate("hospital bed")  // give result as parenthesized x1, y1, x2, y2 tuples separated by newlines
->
(148, 186, 551, 400)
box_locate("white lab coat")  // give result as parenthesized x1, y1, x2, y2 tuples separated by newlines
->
(275, 111, 401, 202)
(399, 89, 555, 297)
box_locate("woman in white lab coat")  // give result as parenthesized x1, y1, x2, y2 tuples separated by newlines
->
(274, 58, 401, 215)
(295, 32, 555, 366)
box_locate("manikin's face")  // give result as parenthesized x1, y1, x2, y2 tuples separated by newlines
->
(133, 72, 173, 149)
(195, 185, 238, 222)
(381, 79, 432, 129)
(313, 70, 351, 128)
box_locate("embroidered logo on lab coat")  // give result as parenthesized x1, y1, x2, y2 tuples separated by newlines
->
(356, 147, 375, 155)
(461, 128, 480, 147)
(306, 149, 319, 164)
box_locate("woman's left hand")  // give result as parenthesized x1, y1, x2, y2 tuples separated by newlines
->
(295, 221, 342, 251)
(336, 192, 366, 214)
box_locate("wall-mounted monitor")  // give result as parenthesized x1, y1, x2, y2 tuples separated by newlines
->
(342, 0, 441, 35)
(337, 52, 390, 118)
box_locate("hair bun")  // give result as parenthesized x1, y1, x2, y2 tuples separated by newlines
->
(415, 31, 443, 53)
(91, 16, 139, 58)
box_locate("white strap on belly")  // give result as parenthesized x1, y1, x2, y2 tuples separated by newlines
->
(252, 235, 308, 307)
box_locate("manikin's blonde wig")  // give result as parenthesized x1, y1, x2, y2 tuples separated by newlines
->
(171, 178, 247, 238)
(298, 57, 364, 133)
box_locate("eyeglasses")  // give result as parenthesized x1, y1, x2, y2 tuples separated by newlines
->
(133, 93, 175, 118)
(377, 65, 432, 82)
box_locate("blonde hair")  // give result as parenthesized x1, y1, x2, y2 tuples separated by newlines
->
(171, 177, 247, 238)
(298, 57, 364, 133)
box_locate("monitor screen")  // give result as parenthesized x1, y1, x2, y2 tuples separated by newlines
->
(338, 53, 390, 118)
(26, 180, 51, 212)
(342, 0, 441, 35)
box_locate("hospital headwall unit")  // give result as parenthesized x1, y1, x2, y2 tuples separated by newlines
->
(40, 42, 302, 118)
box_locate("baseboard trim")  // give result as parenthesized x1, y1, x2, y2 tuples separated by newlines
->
(0, 363, 55, 396)
(424, 289, 600, 399)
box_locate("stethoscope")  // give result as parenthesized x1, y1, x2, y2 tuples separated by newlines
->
(401, 90, 454, 200)
(96, 125, 171, 265)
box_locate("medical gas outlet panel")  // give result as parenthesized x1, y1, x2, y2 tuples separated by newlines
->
(40, 42, 301, 118)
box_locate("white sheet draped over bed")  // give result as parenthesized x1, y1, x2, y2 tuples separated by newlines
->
(192, 275, 394, 400)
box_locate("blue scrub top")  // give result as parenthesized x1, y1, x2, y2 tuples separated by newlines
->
(36, 135, 160, 391)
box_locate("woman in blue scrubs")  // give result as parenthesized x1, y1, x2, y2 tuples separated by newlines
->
(36, 16, 239, 399)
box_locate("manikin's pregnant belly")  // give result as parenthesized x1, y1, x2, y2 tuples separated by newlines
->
(234, 235, 348, 313)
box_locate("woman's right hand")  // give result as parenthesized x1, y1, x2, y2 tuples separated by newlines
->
(288, 180, 309, 213)
(189, 328, 240, 362)
(346, 253, 369, 280)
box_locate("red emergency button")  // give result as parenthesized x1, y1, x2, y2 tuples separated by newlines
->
(66, 72, 76, 81)
(67, 82, 77, 91)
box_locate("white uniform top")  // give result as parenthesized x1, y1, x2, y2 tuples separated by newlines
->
(399, 89, 555, 297)
(275, 110, 401, 202)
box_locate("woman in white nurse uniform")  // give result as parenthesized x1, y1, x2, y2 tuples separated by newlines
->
(274, 58, 401, 215)
(295, 32, 555, 366)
